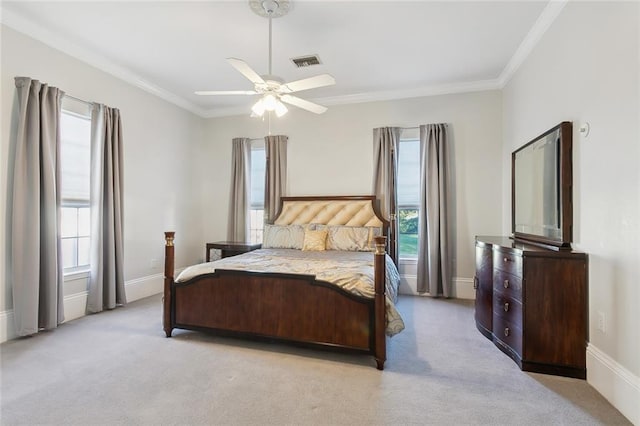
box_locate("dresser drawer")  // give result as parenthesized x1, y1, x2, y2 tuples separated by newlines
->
(475, 236, 588, 379)
(493, 268, 523, 301)
(493, 314, 523, 358)
(493, 291, 522, 324)
(493, 248, 523, 276)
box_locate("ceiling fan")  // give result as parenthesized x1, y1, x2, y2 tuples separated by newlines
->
(195, 0, 335, 117)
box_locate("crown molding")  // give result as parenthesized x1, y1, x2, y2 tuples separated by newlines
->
(203, 79, 501, 118)
(317, 79, 501, 107)
(2, 1, 566, 120)
(497, 0, 568, 88)
(0, 7, 208, 117)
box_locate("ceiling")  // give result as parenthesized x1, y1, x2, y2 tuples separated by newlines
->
(0, 1, 562, 118)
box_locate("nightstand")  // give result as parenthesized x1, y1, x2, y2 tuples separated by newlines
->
(206, 241, 262, 261)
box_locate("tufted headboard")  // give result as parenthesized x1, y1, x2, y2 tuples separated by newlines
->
(272, 195, 393, 262)
(274, 195, 386, 227)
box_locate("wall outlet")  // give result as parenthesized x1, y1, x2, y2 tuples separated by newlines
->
(596, 311, 606, 333)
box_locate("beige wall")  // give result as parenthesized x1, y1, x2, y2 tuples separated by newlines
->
(201, 90, 504, 292)
(502, 2, 639, 423)
(0, 26, 206, 318)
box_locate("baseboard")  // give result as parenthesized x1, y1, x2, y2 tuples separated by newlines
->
(0, 291, 89, 343)
(63, 292, 89, 323)
(0, 310, 15, 343)
(398, 274, 476, 300)
(398, 274, 418, 295)
(124, 273, 164, 303)
(454, 277, 475, 300)
(0, 270, 179, 344)
(586, 343, 639, 425)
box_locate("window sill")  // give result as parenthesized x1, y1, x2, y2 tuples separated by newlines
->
(398, 257, 418, 265)
(64, 268, 90, 281)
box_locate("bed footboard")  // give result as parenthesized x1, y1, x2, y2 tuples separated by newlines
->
(163, 232, 388, 369)
(373, 236, 387, 369)
(163, 231, 175, 338)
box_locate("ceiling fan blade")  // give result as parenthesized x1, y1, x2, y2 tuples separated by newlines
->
(280, 94, 328, 114)
(281, 74, 336, 93)
(227, 58, 265, 85)
(195, 90, 257, 96)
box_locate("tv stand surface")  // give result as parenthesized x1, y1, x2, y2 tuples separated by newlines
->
(474, 236, 588, 379)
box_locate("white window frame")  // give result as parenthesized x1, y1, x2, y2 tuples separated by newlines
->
(60, 105, 92, 274)
(60, 201, 91, 274)
(249, 139, 266, 244)
(398, 129, 420, 260)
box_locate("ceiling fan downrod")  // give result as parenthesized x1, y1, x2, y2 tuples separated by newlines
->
(250, 0, 290, 76)
(268, 7, 273, 75)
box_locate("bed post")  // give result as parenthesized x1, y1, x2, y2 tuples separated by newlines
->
(163, 232, 175, 338)
(373, 236, 387, 370)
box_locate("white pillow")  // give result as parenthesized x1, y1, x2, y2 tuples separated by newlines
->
(325, 225, 380, 252)
(262, 224, 305, 249)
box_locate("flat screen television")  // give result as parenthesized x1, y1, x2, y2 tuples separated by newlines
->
(512, 122, 573, 249)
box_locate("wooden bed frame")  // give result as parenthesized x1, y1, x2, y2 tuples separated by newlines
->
(163, 195, 391, 369)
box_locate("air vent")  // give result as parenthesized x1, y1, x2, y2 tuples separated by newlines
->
(291, 55, 322, 68)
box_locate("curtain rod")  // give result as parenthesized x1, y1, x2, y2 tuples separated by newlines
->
(400, 124, 449, 130)
(248, 136, 286, 141)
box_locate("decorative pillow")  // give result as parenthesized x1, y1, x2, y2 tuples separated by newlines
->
(262, 224, 305, 249)
(325, 225, 380, 251)
(302, 228, 328, 251)
(366, 227, 383, 250)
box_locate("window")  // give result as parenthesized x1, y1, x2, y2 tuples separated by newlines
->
(249, 140, 266, 244)
(397, 129, 420, 259)
(60, 105, 91, 272)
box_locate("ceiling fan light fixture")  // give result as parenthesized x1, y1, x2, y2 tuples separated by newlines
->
(251, 98, 266, 116)
(263, 93, 278, 111)
(252, 94, 288, 117)
(275, 100, 288, 117)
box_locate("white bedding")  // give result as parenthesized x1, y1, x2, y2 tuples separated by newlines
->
(177, 248, 405, 337)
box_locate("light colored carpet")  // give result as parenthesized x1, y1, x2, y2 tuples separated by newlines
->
(0, 294, 630, 425)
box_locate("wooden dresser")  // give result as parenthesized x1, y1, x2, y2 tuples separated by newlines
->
(474, 236, 588, 379)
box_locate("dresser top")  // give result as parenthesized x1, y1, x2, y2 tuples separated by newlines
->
(476, 236, 587, 258)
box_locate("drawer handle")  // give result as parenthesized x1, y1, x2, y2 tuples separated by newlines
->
(503, 279, 509, 289)
(504, 302, 509, 312)
(504, 327, 510, 337)
(503, 257, 509, 263)
(473, 276, 479, 290)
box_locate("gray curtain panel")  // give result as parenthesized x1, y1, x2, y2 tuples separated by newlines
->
(264, 135, 288, 224)
(227, 137, 251, 241)
(417, 124, 452, 296)
(10, 77, 65, 336)
(372, 127, 400, 263)
(87, 104, 126, 313)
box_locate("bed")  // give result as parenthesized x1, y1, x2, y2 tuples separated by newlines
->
(162, 195, 404, 369)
